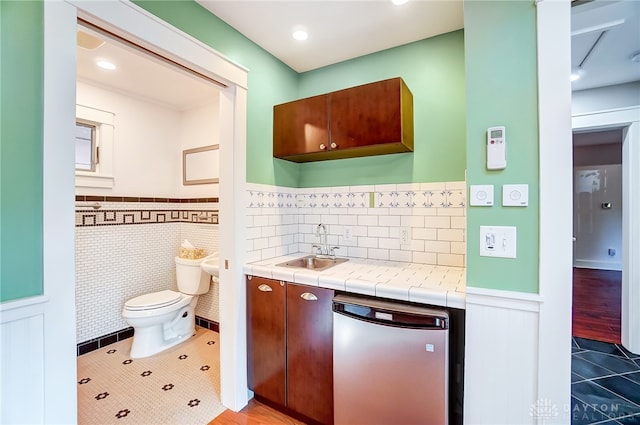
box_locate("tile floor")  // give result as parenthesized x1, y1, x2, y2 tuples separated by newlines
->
(77, 327, 224, 425)
(572, 337, 640, 424)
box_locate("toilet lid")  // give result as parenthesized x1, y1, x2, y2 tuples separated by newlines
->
(125, 290, 183, 311)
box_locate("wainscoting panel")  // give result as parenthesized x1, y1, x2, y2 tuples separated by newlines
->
(0, 297, 47, 424)
(464, 288, 542, 425)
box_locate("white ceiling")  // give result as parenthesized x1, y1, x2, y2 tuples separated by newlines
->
(197, 0, 464, 73)
(76, 25, 220, 111)
(76, 0, 640, 110)
(571, 0, 640, 91)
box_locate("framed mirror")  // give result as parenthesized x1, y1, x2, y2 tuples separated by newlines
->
(182, 144, 219, 185)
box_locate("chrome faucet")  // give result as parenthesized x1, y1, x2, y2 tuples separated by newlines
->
(315, 223, 328, 256)
(313, 223, 340, 259)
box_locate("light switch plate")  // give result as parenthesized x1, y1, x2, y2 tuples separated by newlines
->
(479, 225, 517, 258)
(503, 184, 529, 206)
(469, 185, 494, 206)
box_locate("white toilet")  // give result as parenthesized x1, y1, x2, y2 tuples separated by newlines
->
(122, 256, 211, 358)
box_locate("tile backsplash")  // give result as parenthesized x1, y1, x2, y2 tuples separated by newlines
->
(75, 199, 219, 344)
(246, 182, 466, 267)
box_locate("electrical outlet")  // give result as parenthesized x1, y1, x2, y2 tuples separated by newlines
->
(343, 226, 353, 242)
(400, 227, 411, 245)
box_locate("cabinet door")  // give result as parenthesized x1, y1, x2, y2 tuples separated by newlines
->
(273, 94, 329, 158)
(330, 78, 408, 151)
(286, 284, 334, 424)
(246, 276, 286, 406)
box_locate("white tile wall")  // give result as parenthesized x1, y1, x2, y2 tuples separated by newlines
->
(75, 202, 219, 343)
(246, 182, 466, 267)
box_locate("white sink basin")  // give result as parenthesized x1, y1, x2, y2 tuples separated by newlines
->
(200, 254, 220, 277)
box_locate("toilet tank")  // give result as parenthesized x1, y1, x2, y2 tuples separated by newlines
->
(175, 257, 210, 295)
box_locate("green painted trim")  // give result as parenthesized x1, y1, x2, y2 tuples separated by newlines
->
(0, 0, 44, 302)
(464, 1, 539, 293)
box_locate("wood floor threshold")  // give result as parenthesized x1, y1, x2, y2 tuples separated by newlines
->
(572, 267, 621, 344)
(209, 398, 306, 425)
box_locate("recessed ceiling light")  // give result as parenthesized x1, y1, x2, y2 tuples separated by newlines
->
(96, 60, 116, 70)
(570, 67, 583, 82)
(292, 29, 308, 41)
(392, 0, 409, 5)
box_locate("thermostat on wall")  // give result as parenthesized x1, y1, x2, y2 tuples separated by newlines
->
(487, 126, 506, 170)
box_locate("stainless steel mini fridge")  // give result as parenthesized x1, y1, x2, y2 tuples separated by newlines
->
(333, 294, 449, 425)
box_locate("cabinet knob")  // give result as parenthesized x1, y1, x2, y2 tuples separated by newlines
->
(300, 292, 318, 301)
(330, 142, 338, 149)
(319, 143, 326, 150)
(258, 284, 273, 292)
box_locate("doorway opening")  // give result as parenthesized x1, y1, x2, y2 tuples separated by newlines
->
(572, 128, 623, 344)
(74, 19, 225, 422)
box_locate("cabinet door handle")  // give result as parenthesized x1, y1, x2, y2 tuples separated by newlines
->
(300, 292, 318, 301)
(319, 143, 326, 150)
(258, 284, 273, 292)
(330, 142, 338, 149)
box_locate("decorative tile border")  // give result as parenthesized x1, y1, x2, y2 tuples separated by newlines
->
(77, 327, 134, 356)
(76, 317, 218, 356)
(76, 195, 219, 203)
(247, 183, 466, 209)
(75, 196, 219, 227)
(76, 209, 218, 227)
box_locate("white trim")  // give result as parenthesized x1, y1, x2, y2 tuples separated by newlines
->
(465, 286, 542, 312)
(573, 260, 622, 272)
(573, 107, 640, 128)
(0, 295, 49, 318)
(622, 120, 640, 353)
(536, 1, 574, 424)
(39, 0, 250, 418)
(42, 2, 79, 423)
(572, 107, 640, 354)
(572, 105, 640, 118)
(68, 0, 248, 89)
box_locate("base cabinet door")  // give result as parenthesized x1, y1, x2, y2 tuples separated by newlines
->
(246, 277, 334, 424)
(287, 284, 334, 424)
(246, 276, 286, 406)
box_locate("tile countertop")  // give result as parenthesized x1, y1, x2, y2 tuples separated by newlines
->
(243, 254, 466, 309)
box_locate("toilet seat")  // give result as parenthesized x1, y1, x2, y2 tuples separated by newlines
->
(124, 290, 183, 311)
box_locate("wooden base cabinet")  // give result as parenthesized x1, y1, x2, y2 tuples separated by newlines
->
(246, 276, 334, 424)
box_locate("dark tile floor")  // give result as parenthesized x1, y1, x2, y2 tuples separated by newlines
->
(572, 337, 640, 424)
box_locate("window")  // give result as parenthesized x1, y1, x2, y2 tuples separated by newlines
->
(75, 104, 115, 189)
(75, 121, 97, 171)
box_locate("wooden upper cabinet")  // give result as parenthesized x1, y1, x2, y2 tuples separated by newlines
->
(273, 77, 413, 163)
(273, 93, 329, 158)
(246, 276, 286, 407)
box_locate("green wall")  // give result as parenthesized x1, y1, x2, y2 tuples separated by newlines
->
(0, 1, 44, 302)
(464, 1, 539, 293)
(294, 31, 466, 188)
(135, 2, 466, 189)
(134, 0, 301, 188)
(0, 0, 540, 302)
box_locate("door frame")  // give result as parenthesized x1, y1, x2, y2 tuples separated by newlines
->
(572, 106, 640, 353)
(43, 1, 249, 420)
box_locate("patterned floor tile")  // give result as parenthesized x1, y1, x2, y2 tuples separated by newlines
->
(77, 327, 223, 425)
